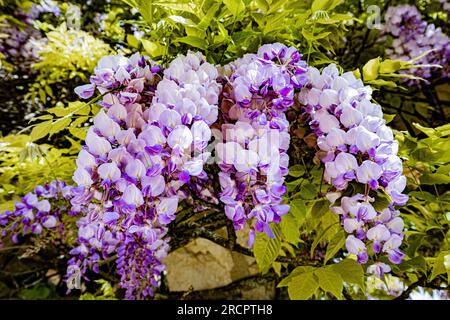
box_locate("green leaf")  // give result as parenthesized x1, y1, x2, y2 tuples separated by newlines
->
(135, 0, 154, 24)
(278, 266, 316, 287)
(47, 106, 71, 117)
(298, 183, 317, 200)
(254, 224, 281, 273)
(287, 272, 319, 300)
(366, 79, 397, 88)
(436, 164, 450, 175)
(290, 199, 307, 227)
(324, 230, 346, 263)
(311, 0, 333, 12)
(383, 113, 396, 124)
(126, 34, 140, 48)
(223, 0, 246, 17)
(280, 212, 300, 245)
(49, 118, 71, 135)
(331, 259, 365, 289)
(314, 268, 343, 299)
(175, 36, 208, 50)
(289, 165, 305, 177)
(141, 39, 164, 57)
(362, 57, 380, 81)
(379, 59, 402, 74)
(372, 192, 391, 211)
(310, 199, 330, 219)
(30, 120, 52, 142)
(68, 126, 87, 140)
(420, 173, 450, 185)
(430, 251, 450, 282)
(408, 191, 436, 202)
(32, 115, 54, 121)
(413, 123, 435, 137)
(310, 219, 338, 258)
(39, 88, 46, 103)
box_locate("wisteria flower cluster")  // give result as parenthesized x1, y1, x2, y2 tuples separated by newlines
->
(69, 51, 221, 299)
(0, 180, 77, 248)
(216, 43, 308, 246)
(0, 1, 60, 72)
(0, 7, 41, 71)
(298, 64, 409, 277)
(383, 4, 450, 86)
(1, 41, 414, 298)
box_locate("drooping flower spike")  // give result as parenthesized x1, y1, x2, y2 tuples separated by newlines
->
(216, 43, 308, 246)
(299, 63, 408, 275)
(69, 51, 221, 299)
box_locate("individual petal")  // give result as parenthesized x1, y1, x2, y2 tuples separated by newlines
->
(122, 184, 144, 207)
(74, 83, 95, 99)
(98, 162, 122, 182)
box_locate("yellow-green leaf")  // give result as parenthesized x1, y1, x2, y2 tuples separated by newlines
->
(314, 267, 343, 299)
(362, 57, 380, 81)
(30, 120, 52, 142)
(324, 230, 346, 263)
(430, 251, 450, 282)
(254, 224, 281, 274)
(331, 259, 365, 289)
(379, 59, 402, 74)
(49, 118, 72, 135)
(223, 0, 246, 17)
(141, 39, 165, 57)
(287, 272, 319, 300)
(175, 36, 208, 50)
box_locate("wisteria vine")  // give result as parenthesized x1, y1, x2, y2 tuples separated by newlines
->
(1, 41, 413, 298)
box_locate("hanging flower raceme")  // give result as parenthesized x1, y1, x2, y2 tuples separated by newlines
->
(382, 4, 450, 86)
(298, 63, 408, 276)
(0, 180, 78, 248)
(216, 43, 308, 246)
(69, 52, 221, 299)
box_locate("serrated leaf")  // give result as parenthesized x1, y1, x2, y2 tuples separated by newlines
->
(331, 259, 365, 289)
(254, 225, 281, 274)
(30, 120, 52, 142)
(287, 272, 319, 300)
(314, 268, 343, 299)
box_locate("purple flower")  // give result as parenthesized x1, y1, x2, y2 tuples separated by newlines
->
(75, 84, 96, 99)
(346, 235, 368, 264)
(157, 197, 178, 225)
